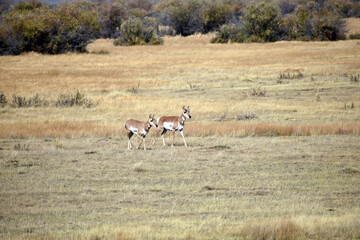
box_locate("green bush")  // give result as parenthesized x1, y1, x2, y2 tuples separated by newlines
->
(212, 1, 281, 43)
(166, 0, 203, 36)
(210, 24, 232, 43)
(326, 0, 356, 17)
(200, 2, 232, 33)
(349, 33, 360, 40)
(0, 0, 101, 55)
(242, 1, 281, 42)
(96, 1, 126, 38)
(0, 0, 57, 54)
(280, 2, 346, 41)
(155, 0, 240, 36)
(113, 17, 163, 46)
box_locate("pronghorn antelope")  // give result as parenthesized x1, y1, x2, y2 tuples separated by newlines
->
(154, 106, 191, 147)
(124, 114, 158, 150)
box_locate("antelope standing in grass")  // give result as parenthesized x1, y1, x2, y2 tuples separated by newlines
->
(153, 106, 191, 147)
(124, 114, 158, 150)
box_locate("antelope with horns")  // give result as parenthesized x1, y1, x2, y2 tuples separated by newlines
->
(124, 114, 158, 150)
(153, 106, 191, 147)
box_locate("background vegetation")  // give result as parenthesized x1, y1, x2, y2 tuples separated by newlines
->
(1, 0, 359, 54)
(0, 8, 359, 240)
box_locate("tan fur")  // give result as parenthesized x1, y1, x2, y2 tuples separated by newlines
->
(124, 114, 157, 150)
(154, 106, 191, 147)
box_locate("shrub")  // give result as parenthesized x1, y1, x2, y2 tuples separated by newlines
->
(349, 33, 360, 40)
(212, 1, 281, 43)
(280, 2, 346, 41)
(52, 1, 101, 53)
(326, 0, 355, 17)
(95, 0, 127, 38)
(242, 1, 281, 42)
(210, 24, 232, 43)
(0, 91, 7, 107)
(0, 0, 101, 55)
(156, 0, 203, 36)
(56, 89, 97, 108)
(0, 0, 14, 14)
(246, 85, 266, 97)
(113, 17, 163, 46)
(0, 0, 57, 55)
(200, 2, 232, 33)
(278, 1, 298, 16)
(11, 93, 49, 108)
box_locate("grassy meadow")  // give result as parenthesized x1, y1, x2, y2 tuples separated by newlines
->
(0, 22, 360, 239)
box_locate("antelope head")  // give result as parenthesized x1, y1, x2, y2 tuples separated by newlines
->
(148, 114, 158, 128)
(182, 105, 191, 119)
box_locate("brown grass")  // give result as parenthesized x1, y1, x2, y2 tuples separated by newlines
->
(0, 37, 359, 139)
(345, 18, 360, 36)
(235, 217, 360, 240)
(0, 120, 121, 138)
(186, 122, 360, 137)
(1, 136, 359, 239)
(0, 121, 358, 139)
(0, 31, 360, 239)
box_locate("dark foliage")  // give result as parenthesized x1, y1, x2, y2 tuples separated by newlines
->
(212, 1, 281, 43)
(0, 0, 100, 55)
(0, 0, 357, 54)
(280, 2, 346, 41)
(114, 17, 163, 46)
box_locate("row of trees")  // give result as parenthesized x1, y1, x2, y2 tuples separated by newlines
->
(0, 0, 359, 55)
(211, 1, 349, 43)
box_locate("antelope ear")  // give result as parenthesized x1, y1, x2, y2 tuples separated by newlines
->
(149, 114, 151, 118)
(182, 105, 185, 110)
(187, 105, 190, 109)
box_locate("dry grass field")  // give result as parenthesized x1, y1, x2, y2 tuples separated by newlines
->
(0, 27, 360, 239)
(0, 35, 360, 138)
(0, 136, 359, 239)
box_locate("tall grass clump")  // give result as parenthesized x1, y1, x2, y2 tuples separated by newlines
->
(235, 217, 360, 240)
(236, 218, 304, 240)
(56, 89, 98, 108)
(11, 93, 49, 108)
(0, 91, 7, 107)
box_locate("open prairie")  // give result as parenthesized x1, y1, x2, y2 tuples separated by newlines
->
(1, 136, 360, 239)
(0, 33, 360, 239)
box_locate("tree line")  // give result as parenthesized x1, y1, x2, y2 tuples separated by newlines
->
(0, 0, 359, 55)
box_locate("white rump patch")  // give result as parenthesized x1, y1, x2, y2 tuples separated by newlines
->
(163, 122, 174, 131)
(130, 126, 138, 134)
